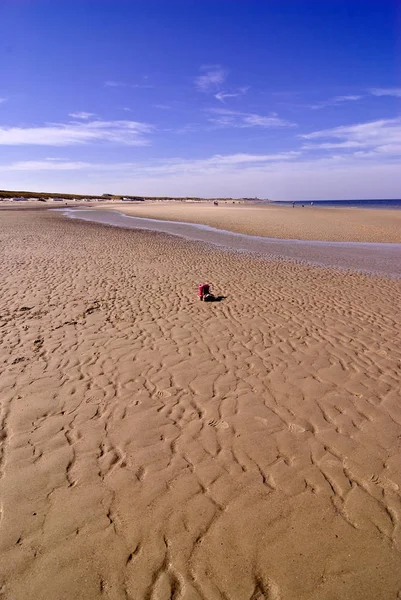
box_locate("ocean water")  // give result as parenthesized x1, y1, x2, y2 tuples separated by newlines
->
(269, 199, 401, 209)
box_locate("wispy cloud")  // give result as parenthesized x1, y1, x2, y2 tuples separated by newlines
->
(306, 88, 401, 109)
(370, 88, 401, 97)
(215, 87, 249, 103)
(195, 65, 227, 92)
(69, 112, 97, 120)
(302, 117, 401, 157)
(153, 104, 171, 110)
(335, 95, 363, 102)
(307, 88, 401, 109)
(0, 160, 91, 171)
(0, 152, 300, 175)
(149, 152, 300, 173)
(170, 123, 201, 135)
(302, 141, 363, 150)
(208, 108, 296, 128)
(2, 152, 401, 200)
(309, 95, 363, 109)
(0, 119, 154, 146)
(131, 83, 154, 89)
(104, 80, 154, 89)
(0, 97, 7, 104)
(104, 80, 126, 87)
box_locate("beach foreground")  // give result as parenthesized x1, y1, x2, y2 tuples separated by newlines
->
(1, 210, 401, 599)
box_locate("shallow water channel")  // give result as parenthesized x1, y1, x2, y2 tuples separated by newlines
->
(57, 208, 401, 278)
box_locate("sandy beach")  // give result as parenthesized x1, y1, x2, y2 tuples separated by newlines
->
(1, 208, 401, 599)
(98, 201, 401, 244)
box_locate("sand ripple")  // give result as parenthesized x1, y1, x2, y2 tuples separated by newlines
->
(0, 211, 400, 599)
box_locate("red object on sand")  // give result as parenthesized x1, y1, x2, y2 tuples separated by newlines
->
(198, 283, 210, 300)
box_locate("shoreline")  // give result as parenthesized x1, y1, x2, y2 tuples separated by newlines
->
(95, 201, 401, 244)
(2, 200, 401, 243)
(58, 207, 401, 247)
(57, 208, 401, 278)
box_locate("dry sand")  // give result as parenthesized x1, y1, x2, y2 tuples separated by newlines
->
(98, 201, 401, 243)
(1, 209, 401, 600)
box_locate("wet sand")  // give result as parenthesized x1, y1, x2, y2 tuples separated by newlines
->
(98, 201, 401, 244)
(60, 208, 401, 277)
(1, 209, 401, 600)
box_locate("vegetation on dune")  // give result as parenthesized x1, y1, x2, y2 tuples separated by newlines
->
(0, 189, 264, 202)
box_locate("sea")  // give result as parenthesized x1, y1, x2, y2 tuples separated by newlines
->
(269, 199, 401, 209)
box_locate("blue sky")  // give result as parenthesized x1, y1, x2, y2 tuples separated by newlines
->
(0, 0, 400, 199)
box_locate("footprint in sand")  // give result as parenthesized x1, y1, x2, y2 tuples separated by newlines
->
(208, 419, 229, 429)
(370, 474, 399, 492)
(12, 357, 25, 365)
(288, 423, 307, 433)
(156, 390, 172, 398)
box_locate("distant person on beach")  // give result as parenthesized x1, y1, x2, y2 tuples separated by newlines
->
(292, 202, 295, 208)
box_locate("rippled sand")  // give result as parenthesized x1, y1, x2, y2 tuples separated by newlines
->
(99, 201, 401, 243)
(61, 208, 401, 278)
(1, 210, 401, 600)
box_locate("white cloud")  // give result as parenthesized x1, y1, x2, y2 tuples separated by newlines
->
(123, 155, 401, 200)
(0, 119, 154, 146)
(303, 117, 401, 142)
(154, 104, 171, 110)
(370, 88, 401, 97)
(244, 114, 292, 127)
(0, 160, 91, 171)
(105, 80, 153, 89)
(334, 95, 362, 102)
(0, 152, 299, 175)
(215, 92, 238, 102)
(306, 88, 401, 109)
(302, 141, 363, 150)
(2, 152, 401, 200)
(302, 117, 401, 158)
(133, 152, 300, 175)
(208, 108, 296, 128)
(0, 97, 7, 104)
(309, 95, 363, 109)
(204, 152, 299, 165)
(104, 80, 126, 87)
(215, 87, 249, 103)
(131, 83, 154, 89)
(195, 66, 227, 92)
(69, 112, 97, 119)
